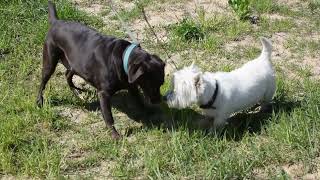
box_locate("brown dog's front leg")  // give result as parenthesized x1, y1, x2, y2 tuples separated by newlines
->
(98, 91, 121, 140)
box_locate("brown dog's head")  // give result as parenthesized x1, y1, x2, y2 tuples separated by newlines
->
(128, 48, 165, 104)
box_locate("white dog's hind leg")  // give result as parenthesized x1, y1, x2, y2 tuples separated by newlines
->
(260, 102, 273, 113)
(260, 86, 276, 113)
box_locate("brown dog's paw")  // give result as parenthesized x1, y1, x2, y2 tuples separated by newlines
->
(36, 97, 43, 108)
(111, 131, 121, 140)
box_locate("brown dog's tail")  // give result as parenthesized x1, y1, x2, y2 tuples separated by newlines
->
(48, 1, 58, 25)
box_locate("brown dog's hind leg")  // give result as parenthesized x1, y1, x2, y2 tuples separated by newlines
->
(98, 90, 121, 140)
(65, 69, 85, 96)
(36, 43, 59, 107)
(60, 55, 85, 95)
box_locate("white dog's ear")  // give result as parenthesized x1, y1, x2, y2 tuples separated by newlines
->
(194, 73, 203, 90)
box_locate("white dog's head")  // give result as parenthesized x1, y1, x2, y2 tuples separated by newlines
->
(164, 63, 209, 109)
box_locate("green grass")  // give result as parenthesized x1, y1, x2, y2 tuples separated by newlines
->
(0, 0, 103, 178)
(1, 0, 320, 179)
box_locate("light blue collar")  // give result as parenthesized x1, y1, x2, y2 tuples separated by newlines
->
(123, 43, 138, 75)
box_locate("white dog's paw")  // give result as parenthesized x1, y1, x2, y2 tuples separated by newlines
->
(196, 117, 213, 129)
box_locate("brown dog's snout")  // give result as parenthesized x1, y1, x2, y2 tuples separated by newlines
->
(162, 95, 168, 101)
(147, 88, 162, 104)
(150, 95, 161, 104)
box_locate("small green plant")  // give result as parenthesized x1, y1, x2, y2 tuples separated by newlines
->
(228, 0, 251, 20)
(172, 18, 205, 42)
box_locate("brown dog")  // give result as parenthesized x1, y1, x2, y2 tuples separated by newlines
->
(37, 2, 165, 139)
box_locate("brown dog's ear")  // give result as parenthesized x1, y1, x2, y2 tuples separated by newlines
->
(152, 54, 165, 67)
(128, 63, 144, 83)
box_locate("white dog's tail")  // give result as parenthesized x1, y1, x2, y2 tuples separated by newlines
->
(259, 37, 272, 60)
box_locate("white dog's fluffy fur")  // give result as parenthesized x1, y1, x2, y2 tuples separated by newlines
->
(165, 37, 275, 128)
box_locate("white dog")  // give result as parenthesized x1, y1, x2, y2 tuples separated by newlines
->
(164, 37, 275, 128)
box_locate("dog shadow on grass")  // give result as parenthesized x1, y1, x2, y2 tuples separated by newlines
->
(108, 91, 301, 141)
(221, 95, 302, 141)
(49, 90, 203, 133)
(82, 91, 206, 135)
(51, 90, 301, 141)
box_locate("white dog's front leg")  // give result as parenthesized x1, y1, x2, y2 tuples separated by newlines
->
(203, 109, 227, 129)
(207, 115, 227, 133)
(213, 114, 228, 128)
